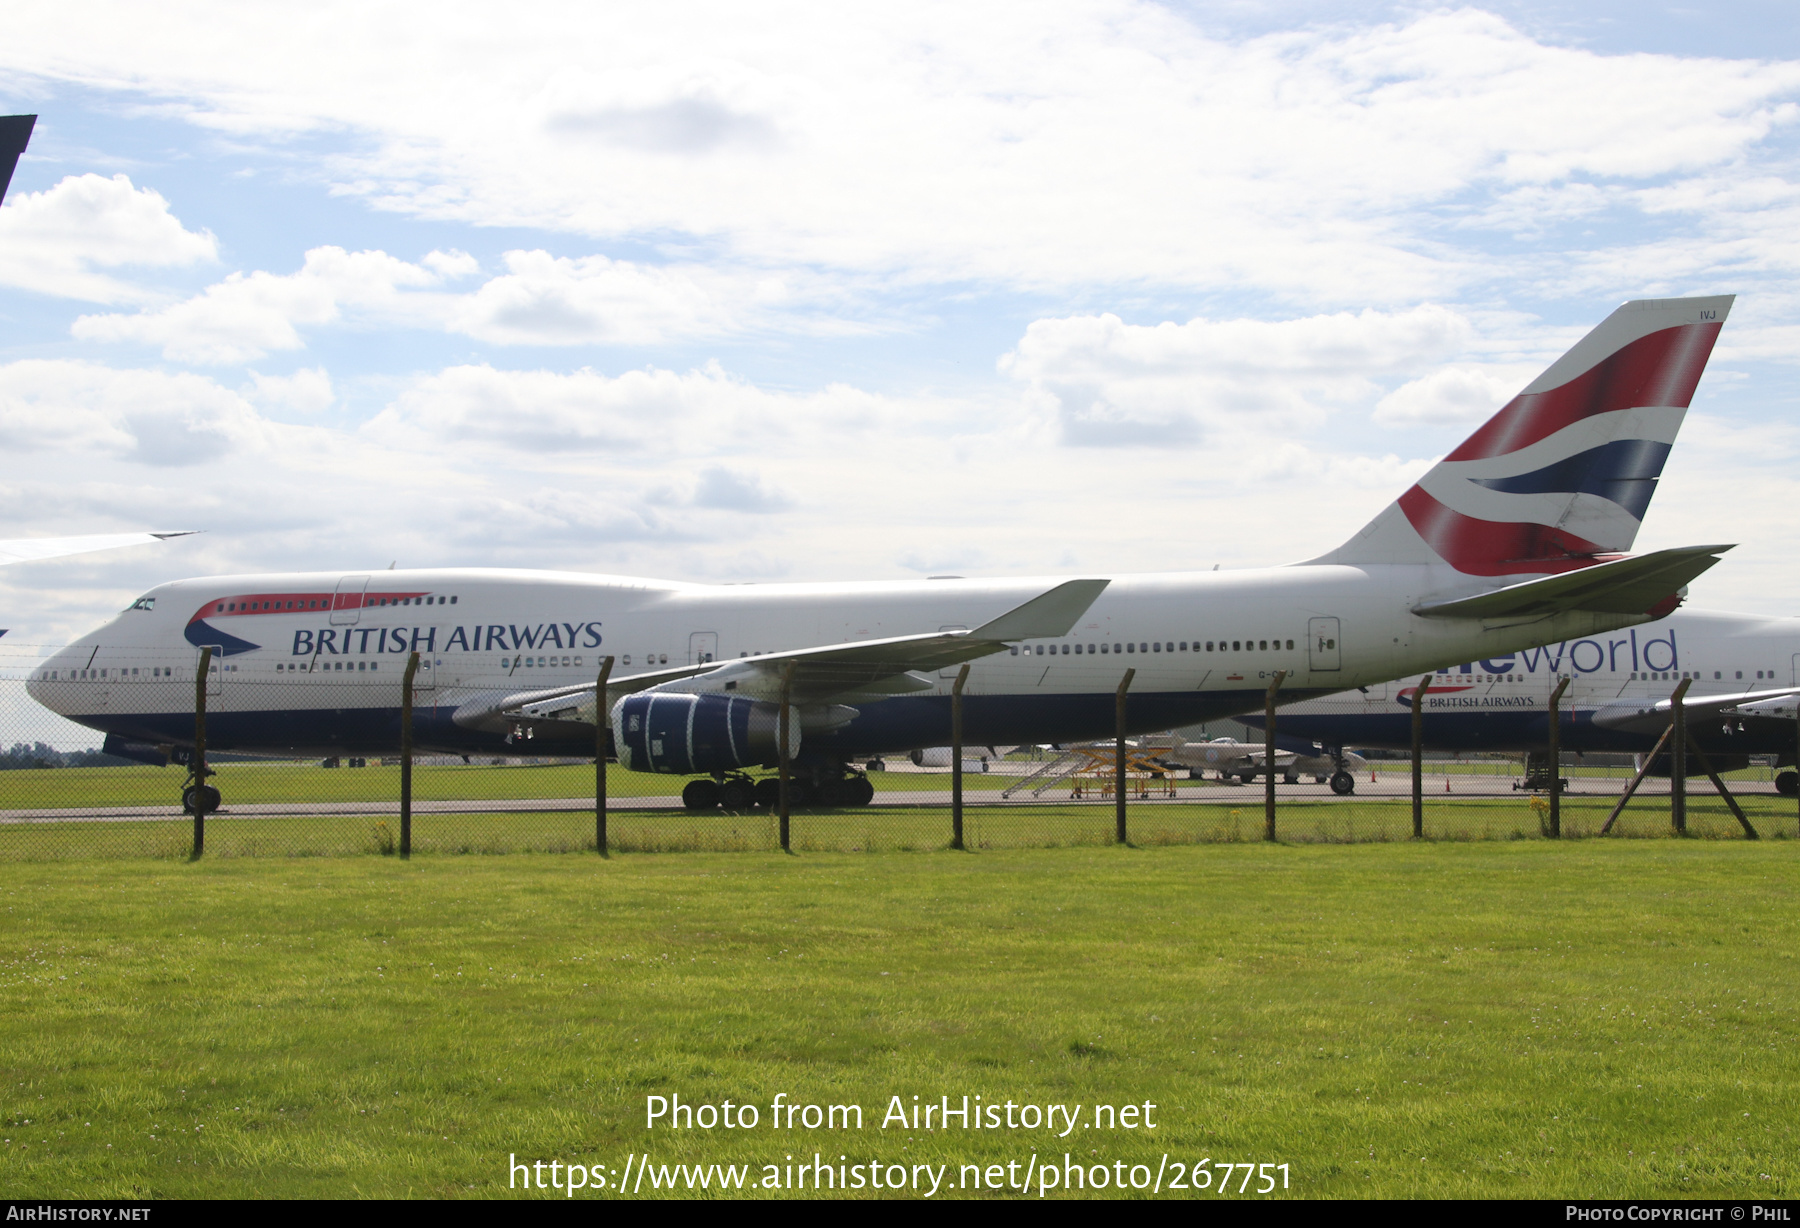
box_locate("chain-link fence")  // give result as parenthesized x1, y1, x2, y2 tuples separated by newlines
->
(0, 643, 1790, 859)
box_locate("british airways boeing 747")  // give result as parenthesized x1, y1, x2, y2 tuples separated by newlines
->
(28, 296, 1738, 809)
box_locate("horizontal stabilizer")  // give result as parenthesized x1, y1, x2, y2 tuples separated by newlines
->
(1412, 544, 1732, 621)
(1592, 685, 1800, 735)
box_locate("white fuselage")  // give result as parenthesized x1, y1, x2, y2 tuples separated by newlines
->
(1265, 608, 1800, 759)
(27, 563, 1661, 763)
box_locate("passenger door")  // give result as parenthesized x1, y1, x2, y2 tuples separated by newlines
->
(689, 631, 719, 665)
(196, 646, 223, 697)
(1308, 617, 1341, 672)
(330, 575, 369, 626)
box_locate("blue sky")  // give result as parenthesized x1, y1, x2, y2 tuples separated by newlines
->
(2, 0, 1800, 645)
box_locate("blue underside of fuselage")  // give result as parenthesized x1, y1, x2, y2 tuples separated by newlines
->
(62, 688, 1331, 764)
(1255, 710, 1795, 758)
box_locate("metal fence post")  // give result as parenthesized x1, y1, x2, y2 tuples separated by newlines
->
(1265, 671, 1287, 841)
(1547, 676, 1569, 838)
(778, 660, 796, 852)
(1411, 674, 1432, 839)
(1115, 669, 1135, 845)
(1671, 680, 1688, 835)
(191, 646, 211, 858)
(400, 651, 418, 857)
(595, 655, 614, 856)
(951, 663, 970, 850)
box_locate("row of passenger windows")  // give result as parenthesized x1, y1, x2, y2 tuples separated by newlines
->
(1011, 638, 1297, 656)
(213, 594, 457, 614)
(277, 661, 385, 672)
(505, 656, 583, 669)
(1632, 670, 1775, 682)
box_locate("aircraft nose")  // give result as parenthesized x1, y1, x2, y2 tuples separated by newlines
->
(26, 646, 80, 714)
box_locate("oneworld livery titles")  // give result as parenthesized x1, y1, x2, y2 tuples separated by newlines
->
(1414, 624, 1682, 691)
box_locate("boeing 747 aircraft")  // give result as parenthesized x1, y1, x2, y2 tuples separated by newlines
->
(1254, 606, 1800, 794)
(28, 295, 1738, 810)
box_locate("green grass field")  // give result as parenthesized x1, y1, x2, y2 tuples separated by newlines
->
(1, 841, 1796, 1199)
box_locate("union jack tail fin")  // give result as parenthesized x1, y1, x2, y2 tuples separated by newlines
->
(1319, 295, 1731, 576)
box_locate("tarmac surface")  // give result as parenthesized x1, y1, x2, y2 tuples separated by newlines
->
(0, 771, 1787, 823)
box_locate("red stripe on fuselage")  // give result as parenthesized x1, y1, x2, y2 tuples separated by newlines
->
(1446, 322, 1720, 462)
(1397, 486, 1612, 576)
(187, 591, 430, 626)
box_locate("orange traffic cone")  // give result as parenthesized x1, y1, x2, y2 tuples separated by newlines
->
(1444, 776, 1452, 793)
(1370, 772, 1377, 783)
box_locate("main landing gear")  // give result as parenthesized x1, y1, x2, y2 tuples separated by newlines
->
(681, 769, 875, 811)
(1777, 771, 1798, 798)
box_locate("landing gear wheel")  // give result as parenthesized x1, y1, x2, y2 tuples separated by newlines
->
(182, 784, 221, 815)
(681, 779, 721, 811)
(1236, 773, 1256, 785)
(1329, 771, 1355, 796)
(845, 776, 875, 806)
(1778, 771, 1799, 798)
(718, 779, 755, 811)
(752, 778, 783, 809)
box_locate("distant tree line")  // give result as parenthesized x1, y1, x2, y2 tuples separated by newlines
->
(0, 742, 134, 770)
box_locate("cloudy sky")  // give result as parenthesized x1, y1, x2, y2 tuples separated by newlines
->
(3, 0, 1800, 647)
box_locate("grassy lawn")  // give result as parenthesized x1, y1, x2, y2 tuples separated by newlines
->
(1, 842, 1795, 1199)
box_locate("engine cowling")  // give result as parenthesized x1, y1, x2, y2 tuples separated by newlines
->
(611, 692, 800, 774)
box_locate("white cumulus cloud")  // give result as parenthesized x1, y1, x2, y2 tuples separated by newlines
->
(1002, 305, 1472, 445)
(0, 173, 217, 302)
(70, 246, 470, 363)
(1372, 363, 1539, 428)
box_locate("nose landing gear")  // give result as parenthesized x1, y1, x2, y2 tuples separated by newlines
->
(181, 772, 220, 815)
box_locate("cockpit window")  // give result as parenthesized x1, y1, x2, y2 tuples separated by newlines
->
(128, 596, 155, 611)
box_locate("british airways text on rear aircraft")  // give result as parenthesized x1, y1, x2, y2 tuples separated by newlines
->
(27, 296, 1744, 813)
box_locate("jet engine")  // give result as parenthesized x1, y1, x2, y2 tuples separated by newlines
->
(611, 692, 801, 774)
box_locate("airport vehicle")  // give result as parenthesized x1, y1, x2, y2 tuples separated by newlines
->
(28, 296, 1738, 809)
(1147, 736, 1370, 790)
(1262, 606, 1800, 793)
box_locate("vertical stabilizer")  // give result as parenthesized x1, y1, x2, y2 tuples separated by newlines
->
(0, 115, 36, 207)
(1316, 295, 1732, 575)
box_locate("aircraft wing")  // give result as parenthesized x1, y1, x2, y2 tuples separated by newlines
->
(0, 530, 197, 567)
(495, 577, 1111, 726)
(1591, 685, 1800, 735)
(1412, 544, 1732, 623)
